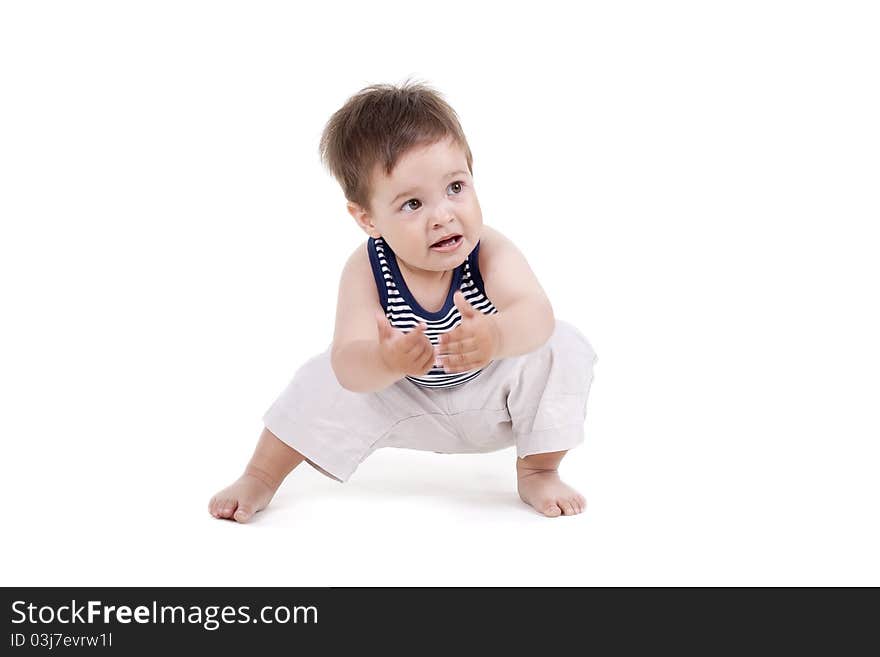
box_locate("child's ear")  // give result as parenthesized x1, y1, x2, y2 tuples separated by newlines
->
(347, 201, 381, 238)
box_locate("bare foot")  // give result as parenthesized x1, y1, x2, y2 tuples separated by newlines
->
(208, 471, 277, 523)
(516, 461, 586, 517)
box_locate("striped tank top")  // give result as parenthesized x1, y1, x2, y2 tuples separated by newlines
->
(367, 236, 499, 388)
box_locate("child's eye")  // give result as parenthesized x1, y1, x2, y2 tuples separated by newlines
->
(400, 181, 467, 213)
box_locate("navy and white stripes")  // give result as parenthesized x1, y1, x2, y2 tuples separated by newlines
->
(367, 236, 498, 388)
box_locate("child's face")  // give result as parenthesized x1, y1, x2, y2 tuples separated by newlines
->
(348, 136, 482, 274)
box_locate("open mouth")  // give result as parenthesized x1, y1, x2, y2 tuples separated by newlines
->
(430, 235, 463, 250)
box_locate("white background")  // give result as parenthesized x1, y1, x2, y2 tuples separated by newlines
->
(2, 1, 878, 586)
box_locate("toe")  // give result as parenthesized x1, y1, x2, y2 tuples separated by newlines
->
(541, 502, 562, 517)
(233, 504, 254, 523)
(219, 498, 236, 519)
(560, 500, 576, 516)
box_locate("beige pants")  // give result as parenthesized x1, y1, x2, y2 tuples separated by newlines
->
(262, 319, 598, 483)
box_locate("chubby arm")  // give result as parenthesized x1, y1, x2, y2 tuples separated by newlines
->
(330, 244, 402, 392)
(479, 226, 555, 359)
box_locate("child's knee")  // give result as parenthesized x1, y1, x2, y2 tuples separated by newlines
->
(548, 319, 597, 365)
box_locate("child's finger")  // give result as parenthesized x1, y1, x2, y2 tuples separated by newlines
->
(449, 350, 482, 373)
(444, 357, 472, 374)
(375, 310, 390, 340)
(415, 338, 433, 366)
(404, 330, 431, 358)
(442, 350, 472, 372)
(406, 343, 430, 375)
(405, 322, 428, 344)
(418, 342, 437, 373)
(438, 324, 465, 346)
(452, 290, 477, 318)
(438, 335, 478, 355)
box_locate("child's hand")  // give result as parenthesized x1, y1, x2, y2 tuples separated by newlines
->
(375, 311, 436, 377)
(436, 291, 501, 374)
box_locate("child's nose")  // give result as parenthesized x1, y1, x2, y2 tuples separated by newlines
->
(430, 202, 457, 226)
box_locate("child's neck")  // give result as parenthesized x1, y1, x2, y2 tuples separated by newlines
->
(397, 259, 453, 290)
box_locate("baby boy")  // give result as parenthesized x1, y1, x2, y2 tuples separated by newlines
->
(208, 80, 598, 522)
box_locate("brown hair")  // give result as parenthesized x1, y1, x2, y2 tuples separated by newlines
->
(318, 77, 474, 214)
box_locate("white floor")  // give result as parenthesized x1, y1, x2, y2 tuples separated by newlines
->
(6, 380, 878, 587)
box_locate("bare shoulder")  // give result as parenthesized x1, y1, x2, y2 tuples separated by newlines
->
(476, 224, 511, 270)
(476, 224, 550, 311)
(343, 239, 372, 275)
(338, 239, 378, 301)
(477, 224, 507, 255)
(477, 223, 522, 275)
